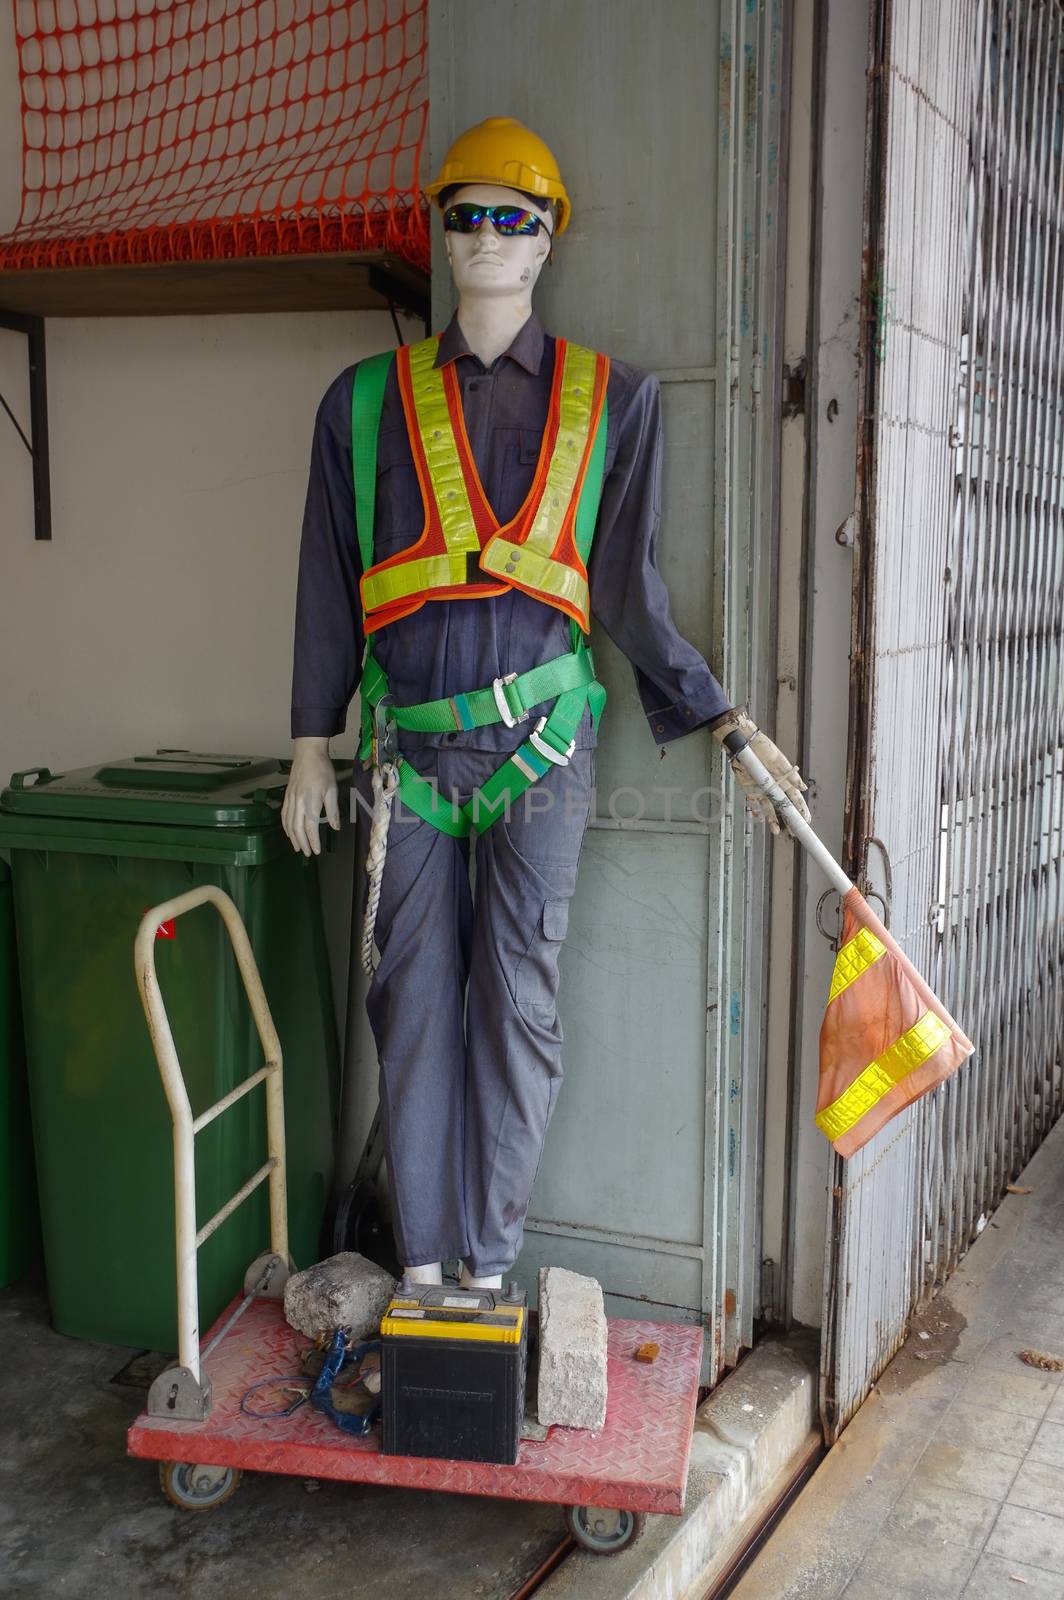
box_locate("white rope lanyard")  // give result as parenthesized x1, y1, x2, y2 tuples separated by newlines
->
(360, 760, 400, 978)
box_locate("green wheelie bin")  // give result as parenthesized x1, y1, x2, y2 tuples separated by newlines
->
(0, 750, 346, 1351)
(0, 858, 41, 1287)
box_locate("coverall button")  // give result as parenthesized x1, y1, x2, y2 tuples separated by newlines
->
(445, 731, 458, 742)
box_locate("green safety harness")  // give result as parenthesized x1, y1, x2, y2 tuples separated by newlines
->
(352, 349, 608, 838)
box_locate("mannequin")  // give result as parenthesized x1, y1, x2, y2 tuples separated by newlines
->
(283, 118, 809, 1294)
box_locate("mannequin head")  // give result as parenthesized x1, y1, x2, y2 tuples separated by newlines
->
(442, 183, 554, 305)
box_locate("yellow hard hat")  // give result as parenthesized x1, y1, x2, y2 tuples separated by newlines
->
(424, 116, 572, 235)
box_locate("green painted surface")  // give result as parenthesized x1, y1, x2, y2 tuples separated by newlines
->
(0, 860, 41, 1287)
(0, 752, 344, 1351)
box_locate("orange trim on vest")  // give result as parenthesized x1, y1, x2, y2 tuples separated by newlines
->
(358, 341, 508, 632)
(360, 335, 611, 635)
(481, 346, 609, 630)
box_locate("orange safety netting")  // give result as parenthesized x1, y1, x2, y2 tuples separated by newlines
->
(1, 0, 429, 273)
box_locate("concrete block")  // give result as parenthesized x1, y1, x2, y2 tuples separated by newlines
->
(284, 1252, 395, 1342)
(537, 1266, 608, 1432)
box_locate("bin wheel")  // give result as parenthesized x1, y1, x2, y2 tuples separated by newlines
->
(159, 1460, 242, 1511)
(565, 1504, 646, 1555)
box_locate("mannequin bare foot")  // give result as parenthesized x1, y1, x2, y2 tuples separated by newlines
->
(403, 1262, 442, 1285)
(460, 1264, 503, 1290)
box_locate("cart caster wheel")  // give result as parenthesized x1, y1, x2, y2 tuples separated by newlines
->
(565, 1504, 646, 1555)
(159, 1460, 242, 1511)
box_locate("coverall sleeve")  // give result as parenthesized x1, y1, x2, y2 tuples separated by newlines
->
(290, 369, 364, 739)
(587, 369, 734, 745)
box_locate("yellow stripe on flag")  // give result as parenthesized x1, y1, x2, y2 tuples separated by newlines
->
(816, 1012, 951, 1142)
(828, 926, 886, 1003)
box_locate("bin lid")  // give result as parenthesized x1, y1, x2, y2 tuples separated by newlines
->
(1, 749, 349, 829)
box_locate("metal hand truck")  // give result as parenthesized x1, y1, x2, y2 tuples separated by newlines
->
(127, 885, 703, 1550)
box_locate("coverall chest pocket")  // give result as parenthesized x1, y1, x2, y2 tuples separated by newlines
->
(373, 428, 422, 547)
(515, 897, 570, 1029)
(489, 428, 541, 520)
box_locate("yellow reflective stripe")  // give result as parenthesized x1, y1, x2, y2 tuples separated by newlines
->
(479, 537, 588, 611)
(828, 926, 887, 1002)
(817, 1012, 952, 1142)
(362, 552, 473, 612)
(523, 342, 598, 561)
(408, 338, 479, 554)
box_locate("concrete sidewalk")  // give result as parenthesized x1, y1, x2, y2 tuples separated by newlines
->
(733, 1115, 1064, 1600)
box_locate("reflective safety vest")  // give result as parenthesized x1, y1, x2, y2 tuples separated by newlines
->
(358, 333, 611, 636)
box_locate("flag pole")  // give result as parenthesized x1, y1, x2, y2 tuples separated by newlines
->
(721, 731, 854, 898)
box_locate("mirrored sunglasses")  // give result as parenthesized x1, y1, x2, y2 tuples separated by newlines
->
(442, 203, 549, 238)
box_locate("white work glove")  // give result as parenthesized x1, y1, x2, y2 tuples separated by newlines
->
(282, 736, 341, 858)
(713, 711, 811, 836)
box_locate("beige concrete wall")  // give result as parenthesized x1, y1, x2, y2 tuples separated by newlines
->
(1, 310, 389, 774)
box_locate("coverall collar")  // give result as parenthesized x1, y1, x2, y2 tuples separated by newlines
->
(433, 310, 546, 376)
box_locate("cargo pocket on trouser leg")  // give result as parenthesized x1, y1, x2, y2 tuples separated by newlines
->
(515, 897, 570, 1035)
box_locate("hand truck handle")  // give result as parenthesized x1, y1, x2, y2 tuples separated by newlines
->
(134, 884, 289, 1384)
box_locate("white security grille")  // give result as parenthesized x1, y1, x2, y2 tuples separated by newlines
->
(927, 0, 1064, 1282)
(822, 0, 1064, 1438)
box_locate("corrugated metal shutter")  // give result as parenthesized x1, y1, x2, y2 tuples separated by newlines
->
(822, 0, 1064, 1438)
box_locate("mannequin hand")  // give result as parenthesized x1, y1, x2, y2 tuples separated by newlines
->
(282, 737, 341, 857)
(712, 711, 811, 836)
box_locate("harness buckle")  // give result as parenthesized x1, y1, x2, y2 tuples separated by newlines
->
(529, 716, 576, 766)
(372, 695, 399, 766)
(492, 672, 528, 729)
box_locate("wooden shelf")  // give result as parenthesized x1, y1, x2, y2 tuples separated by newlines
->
(0, 250, 430, 320)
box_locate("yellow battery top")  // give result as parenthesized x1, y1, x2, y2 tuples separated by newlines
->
(380, 1286, 526, 1346)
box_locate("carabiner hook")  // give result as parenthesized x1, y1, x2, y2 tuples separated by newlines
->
(372, 694, 399, 767)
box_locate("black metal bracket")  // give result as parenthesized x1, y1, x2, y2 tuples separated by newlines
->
(0, 310, 51, 540)
(367, 265, 430, 334)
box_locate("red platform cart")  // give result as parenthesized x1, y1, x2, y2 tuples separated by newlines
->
(126, 886, 703, 1556)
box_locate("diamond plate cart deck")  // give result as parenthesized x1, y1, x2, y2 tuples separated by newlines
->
(128, 1294, 703, 1516)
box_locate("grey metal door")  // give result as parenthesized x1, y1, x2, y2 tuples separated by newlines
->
(431, 0, 787, 1379)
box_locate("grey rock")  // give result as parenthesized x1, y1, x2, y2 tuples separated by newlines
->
(537, 1265, 608, 1432)
(521, 1407, 550, 1443)
(284, 1252, 395, 1341)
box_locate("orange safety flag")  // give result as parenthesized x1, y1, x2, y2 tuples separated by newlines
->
(818, 887, 974, 1157)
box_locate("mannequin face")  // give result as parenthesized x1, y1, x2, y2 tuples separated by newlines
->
(444, 183, 553, 301)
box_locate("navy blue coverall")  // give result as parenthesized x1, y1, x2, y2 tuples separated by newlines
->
(292, 310, 731, 1274)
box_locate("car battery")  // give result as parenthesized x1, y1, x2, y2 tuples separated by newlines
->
(380, 1281, 528, 1464)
